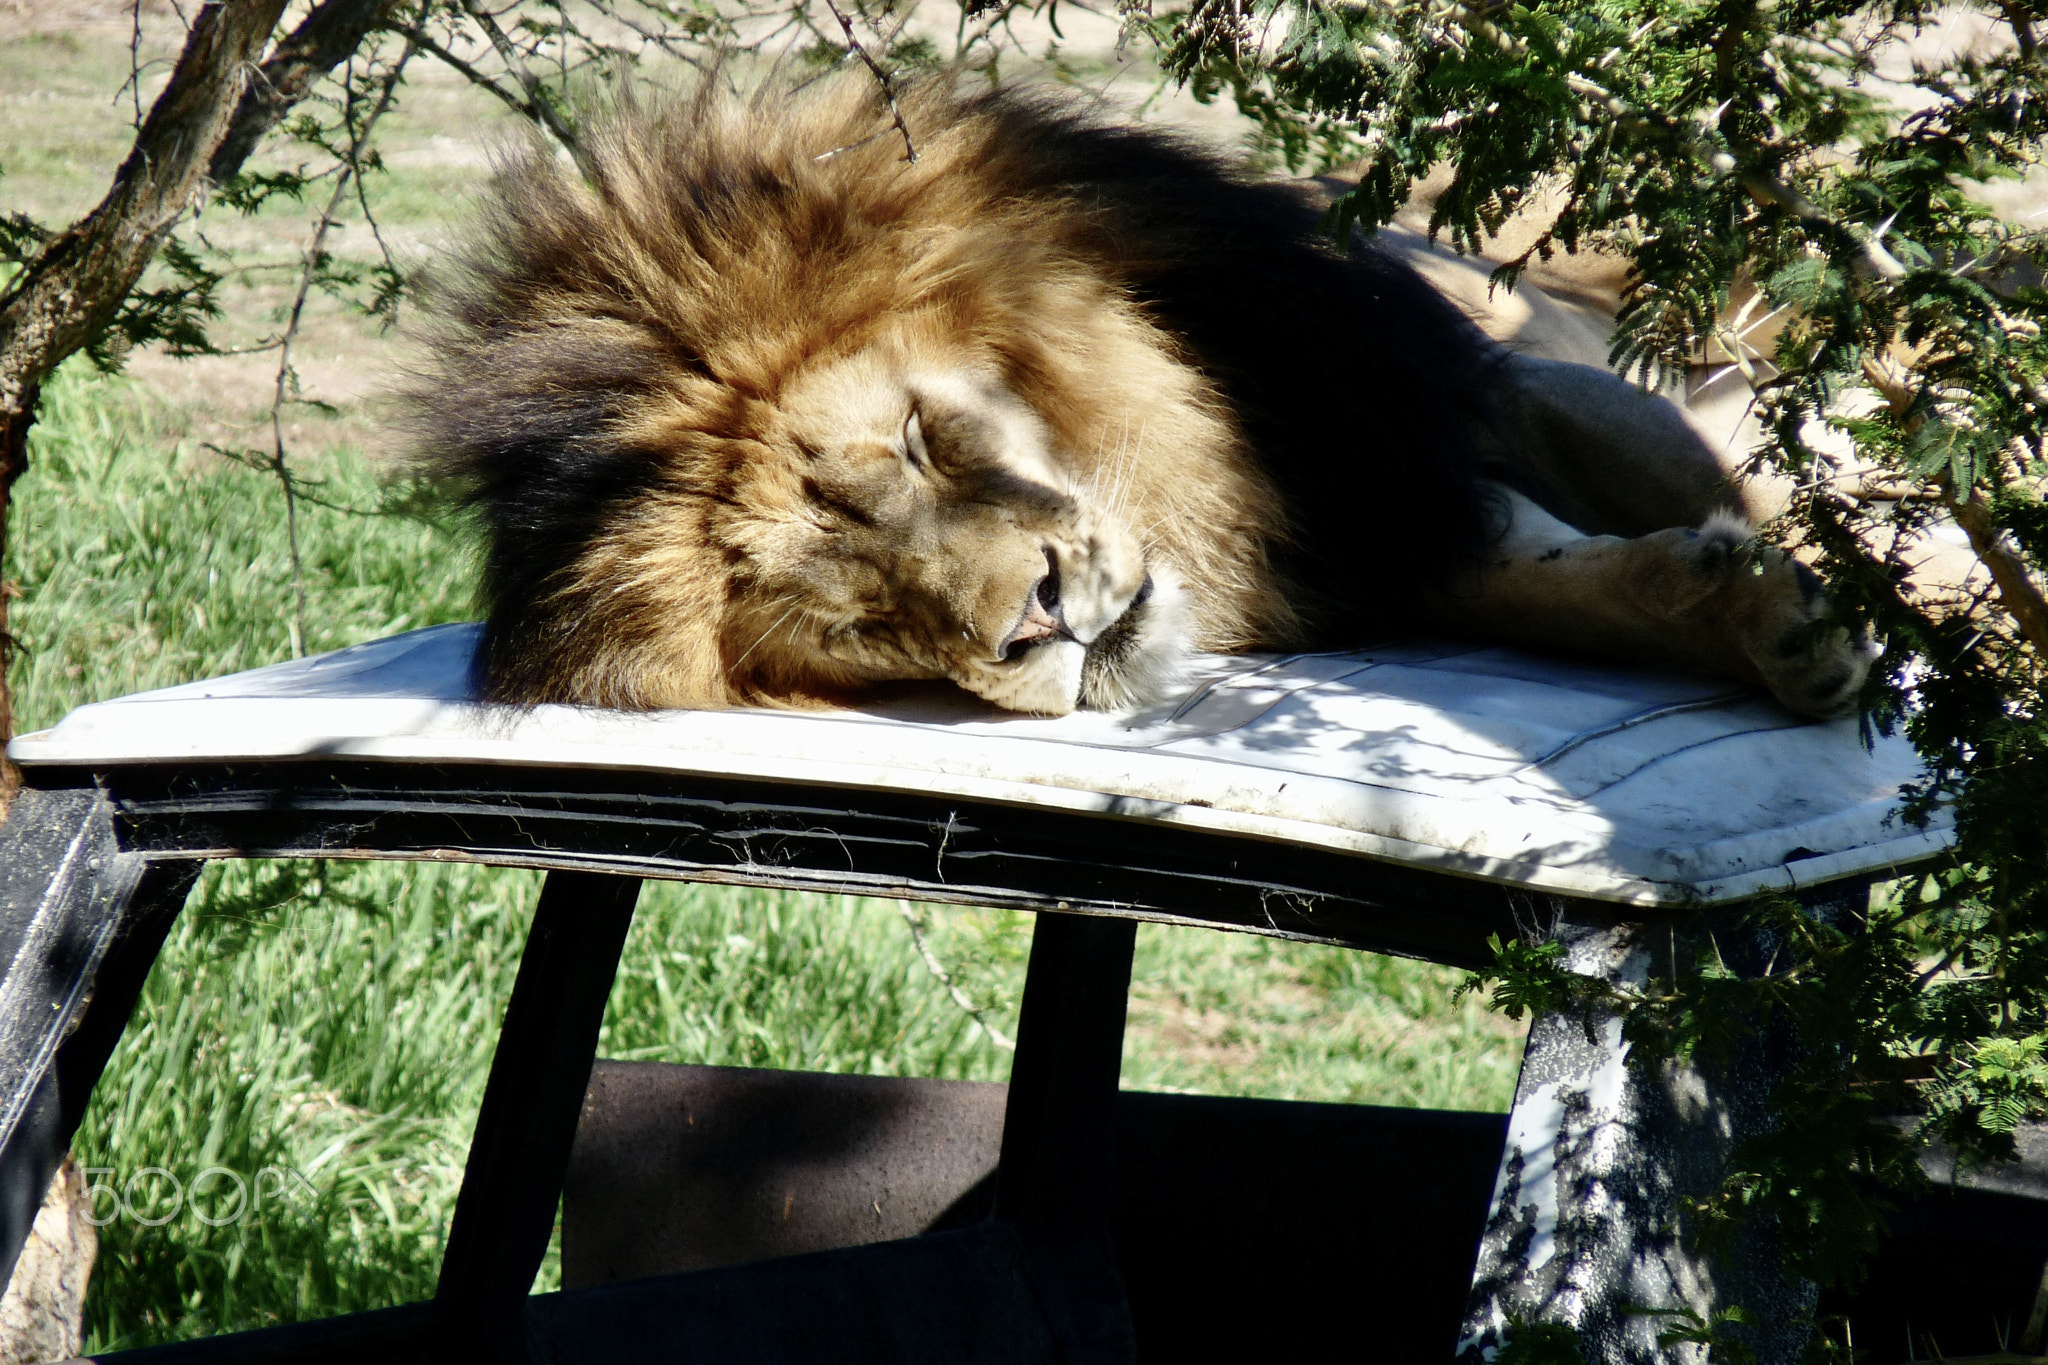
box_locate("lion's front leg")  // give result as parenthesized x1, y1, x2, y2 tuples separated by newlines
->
(1431, 487, 1874, 718)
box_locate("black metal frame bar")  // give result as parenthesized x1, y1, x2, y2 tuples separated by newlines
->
(54, 756, 1595, 968)
(0, 787, 201, 1291)
(995, 913, 1139, 1360)
(435, 870, 642, 1360)
(0, 776, 1166, 1362)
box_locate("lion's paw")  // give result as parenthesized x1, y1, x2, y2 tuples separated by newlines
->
(1622, 518, 1754, 619)
(1628, 515, 1874, 719)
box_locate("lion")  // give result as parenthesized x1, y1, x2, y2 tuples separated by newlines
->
(409, 73, 1873, 721)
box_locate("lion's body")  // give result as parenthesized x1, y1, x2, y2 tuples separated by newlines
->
(414, 75, 1870, 719)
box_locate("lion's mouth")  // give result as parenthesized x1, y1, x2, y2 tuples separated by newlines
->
(958, 569, 1172, 715)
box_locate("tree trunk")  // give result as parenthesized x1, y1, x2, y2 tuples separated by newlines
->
(0, 391, 35, 806)
(0, 0, 291, 807)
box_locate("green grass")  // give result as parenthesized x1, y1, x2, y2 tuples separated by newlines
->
(8, 364, 471, 723)
(5, 364, 1523, 1350)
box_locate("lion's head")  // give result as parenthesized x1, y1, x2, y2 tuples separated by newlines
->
(721, 353, 1188, 714)
(527, 303, 1221, 715)
(411, 75, 1296, 715)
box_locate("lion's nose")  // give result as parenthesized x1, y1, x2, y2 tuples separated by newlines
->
(1000, 550, 1071, 661)
(1033, 552, 1063, 619)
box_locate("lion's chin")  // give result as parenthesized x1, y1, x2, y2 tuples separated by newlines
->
(955, 638, 1088, 715)
(1078, 568, 1190, 713)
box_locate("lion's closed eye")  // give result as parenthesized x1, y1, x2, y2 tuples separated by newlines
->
(902, 409, 929, 469)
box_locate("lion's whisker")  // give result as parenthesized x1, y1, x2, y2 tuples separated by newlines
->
(729, 598, 806, 672)
(1115, 420, 1148, 521)
(1085, 420, 1120, 513)
(1095, 412, 1139, 528)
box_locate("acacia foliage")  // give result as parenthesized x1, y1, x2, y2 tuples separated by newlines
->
(1157, 0, 2048, 1336)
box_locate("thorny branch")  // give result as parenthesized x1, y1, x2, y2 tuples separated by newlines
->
(0, 0, 294, 804)
(454, 0, 590, 165)
(599, 5, 716, 72)
(210, 0, 410, 183)
(263, 39, 415, 655)
(821, 0, 918, 162)
(897, 901, 1015, 1050)
(125, 0, 148, 128)
(396, 23, 536, 115)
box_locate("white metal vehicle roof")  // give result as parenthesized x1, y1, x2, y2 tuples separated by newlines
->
(8, 623, 1949, 907)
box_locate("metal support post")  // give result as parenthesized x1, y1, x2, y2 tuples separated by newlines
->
(996, 910, 1139, 1363)
(1455, 897, 1864, 1363)
(437, 869, 642, 1358)
(0, 785, 201, 1288)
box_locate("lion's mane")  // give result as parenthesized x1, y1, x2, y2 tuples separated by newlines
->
(410, 75, 1500, 709)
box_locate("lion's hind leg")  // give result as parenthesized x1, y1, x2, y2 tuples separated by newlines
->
(1433, 487, 1874, 718)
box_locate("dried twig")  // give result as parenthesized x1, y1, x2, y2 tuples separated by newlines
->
(897, 901, 1014, 1050)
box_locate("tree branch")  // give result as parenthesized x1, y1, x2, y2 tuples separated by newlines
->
(453, 0, 587, 164)
(822, 0, 917, 163)
(1862, 356, 2048, 656)
(207, 0, 409, 184)
(1951, 493, 2048, 658)
(0, 378, 33, 806)
(265, 41, 414, 657)
(0, 0, 291, 797)
(0, 0, 292, 417)
(2001, 0, 2037, 63)
(896, 901, 1013, 1050)
(396, 24, 533, 120)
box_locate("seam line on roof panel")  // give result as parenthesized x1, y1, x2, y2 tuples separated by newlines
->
(1517, 690, 1761, 777)
(1551, 715, 1818, 801)
(54, 667, 1660, 776)
(1165, 653, 1307, 722)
